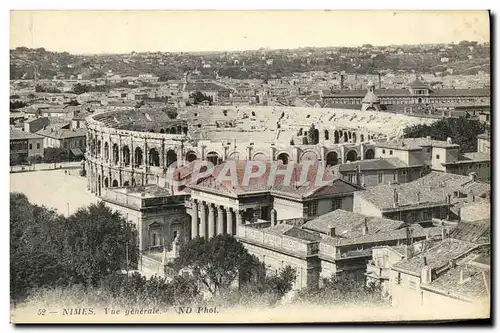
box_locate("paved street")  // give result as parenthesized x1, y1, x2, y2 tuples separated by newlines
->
(10, 169, 98, 216)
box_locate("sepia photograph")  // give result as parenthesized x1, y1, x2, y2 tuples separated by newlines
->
(8, 9, 491, 324)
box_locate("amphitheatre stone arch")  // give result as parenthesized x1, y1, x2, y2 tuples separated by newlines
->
(325, 151, 339, 166)
(149, 148, 160, 167)
(300, 149, 319, 161)
(104, 142, 110, 161)
(134, 147, 143, 167)
(334, 130, 340, 144)
(112, 179, 119, 187)
(252, 152, 268, 161)
(227, 151, 240, 160)
(207, 151, 221, 165)
(346, 149, 358, 162)
(185, 151, 198, 163)
(112, 143, 119, 165)
(277, 152, 290, 165)
(166, 149, 178, 167)
(104, 177, 109, 188)
(123, 145, 131, 166)
(364, 148, 375, 160)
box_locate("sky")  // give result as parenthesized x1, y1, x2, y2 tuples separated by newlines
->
(10, 10, 490, 54)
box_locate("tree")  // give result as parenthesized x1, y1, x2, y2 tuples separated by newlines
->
(10, 193, 68, 301)
(64, 100, 80, 106)
(293, 275, 387, 306)
(173, 234, 250, 296)
(42, 147, 69, 163)
(63, 202, 139, 286)
(73, 83, 89, 95)
(10, 195, 141, 302)
(100, 272, 200, 307)
(190, 91, 213, 105)
(10, 100, 27, 110)
(403, 117, 487, 153)
(307, 124, 319, 145)
(166, 108, 178, 119)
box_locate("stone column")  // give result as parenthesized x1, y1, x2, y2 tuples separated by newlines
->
(208, 204, 215, 238)
(119, 135, 123, 167)
(217, 206, 224, 235)
(161, 138, 165, 168)
(191, 200, 199, 239)
(144, 139, 149, 171)
(199, 202, 207, 238)
(226, 208, 234, 235)
(340, 145, 346, 164)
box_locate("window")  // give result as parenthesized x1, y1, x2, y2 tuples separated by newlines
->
(37, 143, 40, 149)
(377, 172, 383, 184)
(426, 148, 431, 153)
(173, 231, 178, 240)
(436, 154, 440, 159)
(332, 198, 342, 211)
(29, 144, 32, 150)
(389, 150, 393, 155)
(409, 280, 417, 291)
(308, 201, 318, 217)
(347, 172, 356, 183)
(393, 173, 397, 181)
(395, 272, 402, 285)
(402, 169, 408, 175)
(382, 149, 386, 154)
(478, 164, 482, 169)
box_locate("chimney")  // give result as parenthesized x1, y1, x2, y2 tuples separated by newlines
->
(416, 191, 421, 204)
(441, 227, 450, 240)
(393, 188, 399, 207)
(469, 172, 477, 182)
(270, 209, 277, 226)
(446, 137, 452, 144)
(421, 256, 432, 284)
(328, 227, 336, 237)
(426, 136, 431, 141)
(468, 190, 475, 202)
(362, 218, 368, 235)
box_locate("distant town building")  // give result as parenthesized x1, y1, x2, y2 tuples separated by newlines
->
(10, 127, 44, 162)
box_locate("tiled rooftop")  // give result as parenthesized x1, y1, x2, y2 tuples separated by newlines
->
(335, 157, 409, 173)
(374, 137, 460, 150)
(36, 127, 86, 139)
(190, 160, 360, 199)
(422, 254, 490, 301)
(10, 127, 43, 140)
(393, 238, 478, 276)
(302, 209, 403, 238)
(358, 171, 491, 210)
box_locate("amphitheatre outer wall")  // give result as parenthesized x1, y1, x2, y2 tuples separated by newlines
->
(85, 106, 436, 196)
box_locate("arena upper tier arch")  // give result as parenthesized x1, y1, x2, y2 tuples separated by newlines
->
(85, 106, 436, 195)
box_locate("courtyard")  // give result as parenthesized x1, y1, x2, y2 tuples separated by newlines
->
(10, 169, 99, 216)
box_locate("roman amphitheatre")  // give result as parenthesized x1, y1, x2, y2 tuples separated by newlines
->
(85, 105, 437, 194)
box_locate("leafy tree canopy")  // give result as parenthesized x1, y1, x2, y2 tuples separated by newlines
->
(403, 117, 487, 153)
